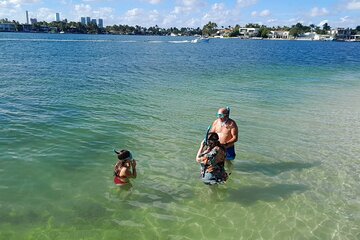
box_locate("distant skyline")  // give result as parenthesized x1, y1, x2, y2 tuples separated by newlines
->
(1, 0, 359, 28)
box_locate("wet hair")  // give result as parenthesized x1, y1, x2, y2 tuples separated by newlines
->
(207, 132, 225, 151)
(207, 132, 219, 142)
(115, 149, 132, 161)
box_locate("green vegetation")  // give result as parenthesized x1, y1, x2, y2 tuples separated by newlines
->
(1, 18, 359, 37)
(202, 21, 218, 36)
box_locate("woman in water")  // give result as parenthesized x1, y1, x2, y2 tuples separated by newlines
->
(196, 132, 228, 185)
(114, 149, 137, 186)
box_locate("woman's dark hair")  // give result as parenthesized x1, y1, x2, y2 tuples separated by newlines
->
(116, 150, 131, 160)
(207, 132, 225, 151)
(207, 132, 219, 142)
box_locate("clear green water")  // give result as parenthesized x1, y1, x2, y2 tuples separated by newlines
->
(0, 33, 359, 239)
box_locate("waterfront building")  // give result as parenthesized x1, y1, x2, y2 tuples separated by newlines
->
(91, 19, 97, 25)
(98, 18, 104, 28)
(297, 32, 317, 41)
(81, 17, 86, 25)
(334, 28, 352, 40)
(56, 13, 60, 22)
(315, 34, 334, 41)
(349, 35, 360, 42)
(269, 31, 289, 39)
(216, 28, 232, 37)
(239, 28, 259, 38)
(86, 17, 91, 25)
(0, 23, 16, 32)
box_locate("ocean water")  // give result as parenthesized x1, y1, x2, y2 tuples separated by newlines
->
(0, 32, 359, 240)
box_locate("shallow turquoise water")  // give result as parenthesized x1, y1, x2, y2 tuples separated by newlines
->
(0, 33, 360, 239)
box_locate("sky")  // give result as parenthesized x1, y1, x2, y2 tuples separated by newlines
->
(1, 0, 359, 28)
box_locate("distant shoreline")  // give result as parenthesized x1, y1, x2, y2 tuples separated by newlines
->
(1, 31, 359, 42)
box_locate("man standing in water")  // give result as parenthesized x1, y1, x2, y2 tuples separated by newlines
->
(211, 107, 238, 171)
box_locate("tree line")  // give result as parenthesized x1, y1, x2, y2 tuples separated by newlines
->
(1, 18, 360, 36)
(203, 22, 360, 37)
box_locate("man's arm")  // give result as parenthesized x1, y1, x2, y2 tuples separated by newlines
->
(225, 121, 238, 147)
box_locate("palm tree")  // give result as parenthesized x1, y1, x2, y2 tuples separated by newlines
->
(202, 21, 217, 36)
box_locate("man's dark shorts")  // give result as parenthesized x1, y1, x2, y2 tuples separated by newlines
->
(226, 145, 236, 160)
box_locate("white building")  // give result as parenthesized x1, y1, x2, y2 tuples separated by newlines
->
(269, 31, 289, 39)
(348, 35, 360, 42)
(239, 28, 259, 38)
(296, 32, 317, 40)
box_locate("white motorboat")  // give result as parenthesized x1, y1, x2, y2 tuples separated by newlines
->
(191, 37, 209, 43)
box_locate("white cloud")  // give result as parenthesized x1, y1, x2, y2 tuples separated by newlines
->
(340, 16, 350, 22)
(148, 9, 160, 23)
(251, 9, 270, 17)
(81, 0, 113, 2)
(120, 8, 161, 27)
(36, 7, 55, 22)
(236, 0, 258, 8)
(162, 14, 177, 26)
(9, 0, 40, 4)
(0, 1, 27, 21)
(0, 1, 9, 7)
(267, 18, 277, 23)
(148, 0, 162, 4)
(310, 7, 329, 17)
(0, 5, 18, 17)
(201, 3, 236, 27)
(171, 6, 193, 15)
(184, 18, 200, 27)
(288, 18, 304, 25)
(93, 7, 114, 18)
(346, 0, 360, 10)
(0, 0, 39, 8)
(318, 19, 328, 26)
(1, 0, 357, 29)
(181, 0, 204, 7)
(259, 9, 270, 17)
(124, 8, 143, 19)
(141, 0, 162, 4)
(171, 0, 205, 15)
(72, 3, 115, 23)
(74, 3, 92, 15)
(211, 2, 225, 11)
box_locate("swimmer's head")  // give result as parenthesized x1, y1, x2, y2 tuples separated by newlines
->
(207, 132, 219, 144)
(114, 149, 133, 161)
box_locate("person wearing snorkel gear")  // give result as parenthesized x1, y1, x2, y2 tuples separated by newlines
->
(196, 132, 228, 185)
(113, 149, 137, 186)
(211, 107, 238, 161)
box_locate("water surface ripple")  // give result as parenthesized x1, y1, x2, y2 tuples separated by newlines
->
(0, 33, 360, 239)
